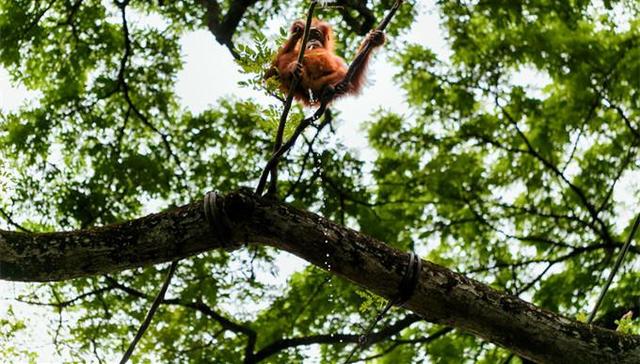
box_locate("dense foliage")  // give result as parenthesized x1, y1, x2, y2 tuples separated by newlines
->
(0, 0, 639, 362)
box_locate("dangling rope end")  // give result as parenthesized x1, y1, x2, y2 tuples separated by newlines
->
(342, 251, 421, 363)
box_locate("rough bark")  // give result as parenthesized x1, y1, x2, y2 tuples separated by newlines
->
(1, 190, 639, 363)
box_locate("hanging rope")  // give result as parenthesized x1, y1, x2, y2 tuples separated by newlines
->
(587, 212, 640, 324)
(119, 260, 178, 364)
(343, 251, 421, 363)
(261, 1, 319, 197)
(334, 0, 403, 94)
(120, 191, 243, 363)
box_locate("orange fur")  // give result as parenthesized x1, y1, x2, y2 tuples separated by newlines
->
(266, 19, 384, 106)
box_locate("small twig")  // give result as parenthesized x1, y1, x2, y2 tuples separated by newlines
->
(116, 0, 186, 177)
(284, 113, 333, 199)
(16, 286, 114, 308)
(0, 207, 32, 232)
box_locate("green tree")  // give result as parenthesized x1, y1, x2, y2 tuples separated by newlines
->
(1, 0, 640, 362)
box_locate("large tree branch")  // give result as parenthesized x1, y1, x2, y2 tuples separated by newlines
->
(335, 0, 377, 36)
(196, 0, 381, 59)
(197, 0, 257, 59)
(1, 190, 640, 363)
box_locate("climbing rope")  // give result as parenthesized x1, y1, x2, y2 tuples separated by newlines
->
(343, 251, 421, 363)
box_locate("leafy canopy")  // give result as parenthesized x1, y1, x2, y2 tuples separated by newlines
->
(0, 0, 639, 362)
